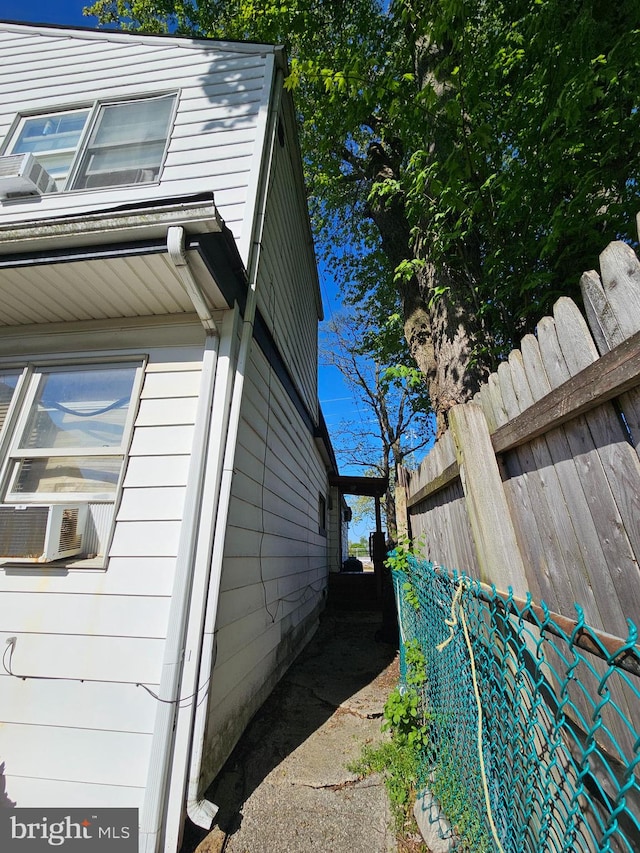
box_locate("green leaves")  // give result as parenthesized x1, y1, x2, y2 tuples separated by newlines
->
(382, 639, 428, 753)
(88, 0, 640, 406)
(382, 686, 429, 750)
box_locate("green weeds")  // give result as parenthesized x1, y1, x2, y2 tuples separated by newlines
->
(349, 636, 429, 836)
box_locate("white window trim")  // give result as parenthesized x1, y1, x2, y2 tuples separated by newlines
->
(4, 92, 178, 194)
(0, 359, 145, 568)
(0, 360, 144, 504)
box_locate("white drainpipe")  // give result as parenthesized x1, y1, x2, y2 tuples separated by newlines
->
(161, 304, 240, 850)
(137, 227, 223, 853)
(179, 62, 285, 838)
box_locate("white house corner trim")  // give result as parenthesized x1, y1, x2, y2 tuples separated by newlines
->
(236, 52, 278, 264)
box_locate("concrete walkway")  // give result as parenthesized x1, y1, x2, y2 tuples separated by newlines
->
(184, 608, 399, 853)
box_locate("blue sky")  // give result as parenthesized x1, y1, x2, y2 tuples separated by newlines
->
(0, 1, 379, 534)
(1, 1, 95, 26)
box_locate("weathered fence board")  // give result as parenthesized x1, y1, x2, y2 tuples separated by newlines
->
(399, 231, 640, 769)
(552, 299, 640, 627)
(401, 238, 640, 637)
(581, 242, 640, 456)
(519, 332, 628, 636)
(449, 403, 528, 593)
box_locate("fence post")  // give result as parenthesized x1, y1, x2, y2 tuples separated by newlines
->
(448, 402, 528, 594)
(395, 464, 410, 544)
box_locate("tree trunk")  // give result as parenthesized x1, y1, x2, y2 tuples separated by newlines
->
(384, 487, 397, 544)
(366, 142, 486, 435)
(420, 260, 489, 434)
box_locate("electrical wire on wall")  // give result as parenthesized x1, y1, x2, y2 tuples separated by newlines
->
(2, 635, 209, 708)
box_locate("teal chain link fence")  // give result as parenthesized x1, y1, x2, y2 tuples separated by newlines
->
(392, 554, 640, 853)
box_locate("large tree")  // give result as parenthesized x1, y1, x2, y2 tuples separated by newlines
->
(87, 0, 640, 433)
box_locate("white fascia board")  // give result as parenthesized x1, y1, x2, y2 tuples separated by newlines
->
(0, 198, 223, 255)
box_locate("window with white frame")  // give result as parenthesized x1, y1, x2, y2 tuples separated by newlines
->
(0, 362, 142, 565)
(7, 110, 90, 188)
(0, 371, 21, 432)
(7, 94, 176, 191)
(1, 362, 142, 504)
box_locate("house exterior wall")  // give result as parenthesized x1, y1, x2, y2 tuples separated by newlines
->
(0, 23, 336, 849)
(254, 92, 322, 419)
(0, 24, 275, 260)
(0, 320, 206, 810)
(199, 340, 329, 782)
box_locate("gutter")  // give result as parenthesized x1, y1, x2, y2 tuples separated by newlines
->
(0, 195, 222, 255)
(167, 226, 218, 332)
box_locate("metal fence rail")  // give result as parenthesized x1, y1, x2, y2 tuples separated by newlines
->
(392, 555, 640, 853)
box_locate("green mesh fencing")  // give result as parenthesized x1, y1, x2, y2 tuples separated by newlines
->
(392, 554, 640, 853)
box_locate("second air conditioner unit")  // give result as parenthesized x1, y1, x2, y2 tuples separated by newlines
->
(0, 153, 56, 198)
(0, 504, 88, 562)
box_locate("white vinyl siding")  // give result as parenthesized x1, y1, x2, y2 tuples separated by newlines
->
(255, 105, 321, 417)
(199, 343, 328, 781)
(0, 27, 274, 251)
(0, 342, 203, 810)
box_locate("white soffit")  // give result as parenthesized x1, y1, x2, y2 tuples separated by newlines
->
(0, 249, 235, 326)
(0, 198, 240, 325)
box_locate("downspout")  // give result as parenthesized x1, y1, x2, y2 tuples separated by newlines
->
(183, 60, 286, 829)
(137, 227, 221, 853)
(160, 302, 240, 852)
(166, 227, 219, 333)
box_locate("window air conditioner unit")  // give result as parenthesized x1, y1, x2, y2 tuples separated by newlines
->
(0, 504, 88, 562)
(0, 153, 55, 198)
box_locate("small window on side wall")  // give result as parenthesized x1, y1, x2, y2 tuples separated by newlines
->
(318, 493, 327, 536)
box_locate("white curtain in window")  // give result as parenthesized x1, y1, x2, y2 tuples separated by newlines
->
(9, 364, 138, 498)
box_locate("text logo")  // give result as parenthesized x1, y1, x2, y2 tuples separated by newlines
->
(0, 809, 137, 851)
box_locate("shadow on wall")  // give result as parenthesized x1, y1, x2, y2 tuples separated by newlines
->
(0, 762, 16, 808)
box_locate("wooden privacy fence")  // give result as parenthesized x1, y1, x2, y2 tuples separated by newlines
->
(396, 233, 640, 644)
(396, 229, 640, 844)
